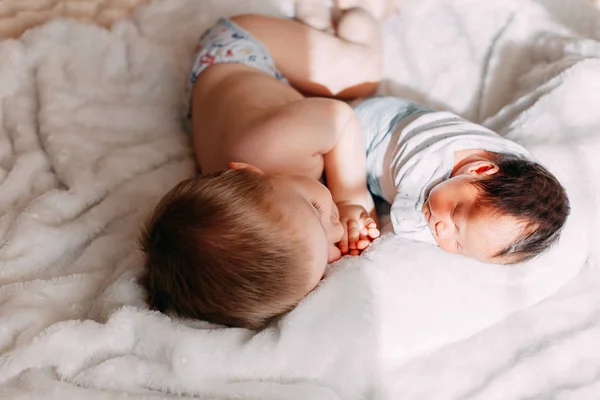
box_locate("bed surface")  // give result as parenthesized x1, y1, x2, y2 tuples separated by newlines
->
(0, 0, 599, 399)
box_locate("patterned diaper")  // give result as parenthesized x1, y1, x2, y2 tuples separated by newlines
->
(187, 17, 288, 94)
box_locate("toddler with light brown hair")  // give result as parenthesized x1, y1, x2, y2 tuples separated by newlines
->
(139, 8, 385, 329)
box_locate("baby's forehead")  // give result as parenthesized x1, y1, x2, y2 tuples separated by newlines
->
(451, 181, 483, 208)
(465, 211, 525, 260)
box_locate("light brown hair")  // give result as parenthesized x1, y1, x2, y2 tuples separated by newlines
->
(138, 169, 312, 329)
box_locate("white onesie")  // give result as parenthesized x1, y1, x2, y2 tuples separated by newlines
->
(353, 96, 535, 244)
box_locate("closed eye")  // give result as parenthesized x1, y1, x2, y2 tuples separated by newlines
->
(456, 241, 463, 252)
(451, 204, 461, 233)
(451, 206, 462, 253)
(311, 201, 325, 216)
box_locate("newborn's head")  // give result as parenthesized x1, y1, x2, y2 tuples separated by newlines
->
(422, 153, 570, 264)
(139, 166, 343, 329)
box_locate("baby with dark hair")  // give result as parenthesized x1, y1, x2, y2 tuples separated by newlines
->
(354, 96, 570, 264)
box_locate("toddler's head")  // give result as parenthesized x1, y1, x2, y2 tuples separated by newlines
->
(422, 153, 570, 264)
(139, 166, 343, 329)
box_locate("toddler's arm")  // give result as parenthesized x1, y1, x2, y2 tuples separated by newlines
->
(324, 102, 380, 254)
(259, 97, 379, 254)
(230, 13, 381, 253)
(230, 14, 380, 99)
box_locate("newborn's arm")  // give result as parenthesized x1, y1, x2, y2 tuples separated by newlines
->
(230, 13, 381, 99)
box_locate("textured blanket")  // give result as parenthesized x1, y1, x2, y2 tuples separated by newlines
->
(0, 0, 599, 399)
(0, 0, 149, 40)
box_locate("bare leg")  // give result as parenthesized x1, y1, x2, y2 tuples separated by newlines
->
(231, 14, 381, 99)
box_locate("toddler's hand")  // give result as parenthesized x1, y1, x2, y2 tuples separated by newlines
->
(336, 202, 380, 256)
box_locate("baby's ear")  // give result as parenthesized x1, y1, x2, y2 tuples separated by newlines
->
(466, 160, 499, 176)
(227, 162, 265, 175)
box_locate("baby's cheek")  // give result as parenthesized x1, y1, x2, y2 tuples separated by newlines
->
(332, 221, 344, 243)
(328, 244, 342, 263)
(427, 190, 443, 210)
(436, 237, 458, 254)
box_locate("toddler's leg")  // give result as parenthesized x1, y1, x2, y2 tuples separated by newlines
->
(231, 14, 381, 99)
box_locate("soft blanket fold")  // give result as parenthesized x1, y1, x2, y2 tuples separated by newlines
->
(0, 0, 599, 399)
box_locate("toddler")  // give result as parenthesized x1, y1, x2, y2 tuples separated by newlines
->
(139, 9, 382, 329)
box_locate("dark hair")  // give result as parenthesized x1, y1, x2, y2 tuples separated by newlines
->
(138, 169, 312, 329)
(471, 154, 570, 263)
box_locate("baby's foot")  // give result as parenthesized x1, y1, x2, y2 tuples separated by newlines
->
(335, 7, 381, 46)
(294, 0, 334, 33)
(335, 0, 402, 19)
(333, 7, 382, 97)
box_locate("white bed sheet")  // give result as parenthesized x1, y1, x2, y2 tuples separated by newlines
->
(0, 0, 599, 399)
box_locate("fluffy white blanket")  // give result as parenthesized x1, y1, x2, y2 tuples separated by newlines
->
(0, 0, 599, 399)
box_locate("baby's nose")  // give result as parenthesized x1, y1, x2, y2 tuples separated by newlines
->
(435, 221, 450, 238)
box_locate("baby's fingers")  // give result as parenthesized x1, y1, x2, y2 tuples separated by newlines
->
(357, 239, 371, 250)
(360, 226, 380, 238)
(360, 217, 380, 239)
(347, 219, 360, 250)
(338, 220, 349, 255)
